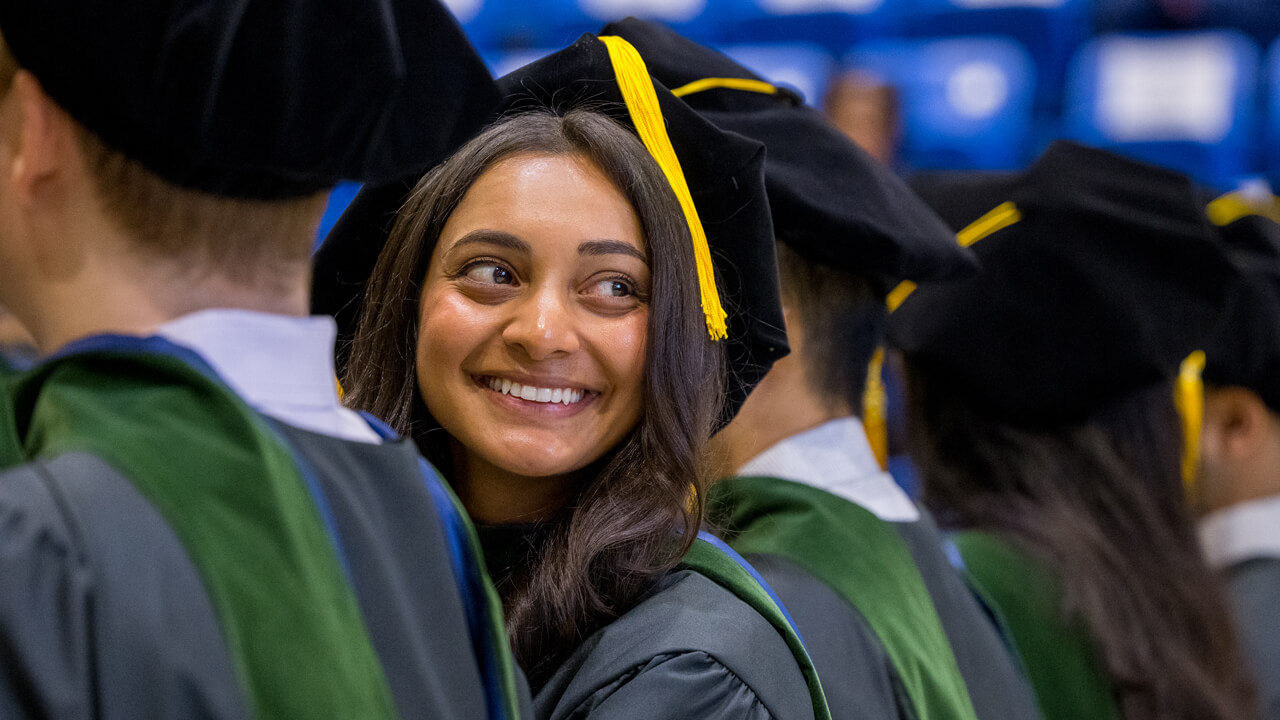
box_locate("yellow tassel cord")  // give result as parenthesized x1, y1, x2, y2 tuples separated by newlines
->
(1206, 190, 1280, 226)
(336, 376, 345, 402)
(886, 201, 1022, 313)
(671, 77, 780, 98)
(863, 347, 889, 470)
(1175, 350, 1207, 492)
(598, 36, 728, 340)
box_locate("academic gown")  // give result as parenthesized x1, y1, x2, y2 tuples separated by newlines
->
(708, 418, 1042, 720)
(1224, 557, 1280, 720)
(950, 531, 1119, 720)
(0, 336, 530, 720)
(1200, 496, 1280, 720)
(479, 527, 829, 720)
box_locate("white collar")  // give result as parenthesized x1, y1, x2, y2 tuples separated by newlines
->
(1199, 494, 1280, 569)
(156, 309, 380, 443)
(736, 416, 920, 522)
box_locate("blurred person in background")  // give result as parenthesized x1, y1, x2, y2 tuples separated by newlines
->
(0, 1, 530, 718)
(824, 71, 900, 168)
(609, 18, 1042, 720)
(896, 143, 1257, 720)
(1195, 204, 1280, 720)
(324, 31, 826, 720)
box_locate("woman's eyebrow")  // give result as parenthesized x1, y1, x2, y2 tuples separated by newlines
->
(579, 239, 647, 264)
(450, 229, 530, 254)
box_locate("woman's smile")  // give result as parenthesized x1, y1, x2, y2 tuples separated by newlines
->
(472, 373, 597, 412)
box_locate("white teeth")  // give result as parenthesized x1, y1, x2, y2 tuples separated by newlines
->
(483, 376, 587, 405)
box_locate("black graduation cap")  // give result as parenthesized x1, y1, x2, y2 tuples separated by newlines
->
(315, 31, 787, 418)
(600, 17, 977, 287)
(0, 0, 498, 199)
(1202, 208, 1280, 412)
(887, 141, 1236, 425)
(908, 171, 1019, 235)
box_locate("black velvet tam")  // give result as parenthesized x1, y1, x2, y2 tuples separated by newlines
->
(908, 171, 1019, 235)
(0, 0, 498, 199)
(601, 18, 977, 288)
(317, 31, 788, 418)
(1203, 211, 1280, 413)
(888, 141, 1236, 425)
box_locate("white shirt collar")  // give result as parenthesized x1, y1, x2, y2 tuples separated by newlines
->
(1199, 494, 1280, 569)
(737, 416, 920, 522)
(156, 309, 380, 443)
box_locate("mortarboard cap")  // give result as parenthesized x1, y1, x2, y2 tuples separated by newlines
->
(908, 171, 1019, 235)
(599, 17, 977, 288)
(0, 0, 498, 199)
(888, 141, 1235, 426)
(1202, 204, 1280, 413)
(315, 32, 787, 418)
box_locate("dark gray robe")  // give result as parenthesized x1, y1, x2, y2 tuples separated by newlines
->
(0, 423, 532, 720)
(534, 569, 816, 720)
(1224, 557, 1280, 720)
(743, 507, 1042, 720)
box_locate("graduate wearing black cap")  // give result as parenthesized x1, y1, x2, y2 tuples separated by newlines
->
(597, 18, 1042, 720)
(892, 143, 1257, 720)
(320, 30, 826, 720)
(1194, 197, 1280, 720)
(0, 2, 530, 719)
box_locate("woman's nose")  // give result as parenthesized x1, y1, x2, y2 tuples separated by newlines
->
(502, 285, 581, 361)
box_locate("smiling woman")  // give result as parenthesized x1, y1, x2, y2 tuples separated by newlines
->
(346, 110, 716, 546)
(332, 31, 823, 720)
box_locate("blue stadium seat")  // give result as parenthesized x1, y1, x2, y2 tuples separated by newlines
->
(1206, 0, 1280, 47)
(847, 37, 1036, 170)
(1268, 40, 1280, 188)
(719, 0, 904, 54)
(314, 182, 362, 252)
(1063, 31, 1261, 189)
(904, 0, 1089, 111)
(718, 44, 836, 108)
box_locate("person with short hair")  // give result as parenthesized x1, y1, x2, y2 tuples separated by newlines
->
(1195, 203, 1280, 720)
(0, 2, 528, 718)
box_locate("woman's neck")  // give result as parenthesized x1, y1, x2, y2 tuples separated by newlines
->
(449, 441, 579, 524)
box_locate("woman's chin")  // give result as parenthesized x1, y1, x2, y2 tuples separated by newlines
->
(473, 438, 597, 481)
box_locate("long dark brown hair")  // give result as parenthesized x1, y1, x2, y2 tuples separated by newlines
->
(905, 360, 1256, 720)
(343, 109, 724, 686)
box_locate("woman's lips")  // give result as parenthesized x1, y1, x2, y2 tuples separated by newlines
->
(472, 374, 598, 416)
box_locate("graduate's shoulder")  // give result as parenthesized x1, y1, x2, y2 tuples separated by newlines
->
(0, 451, 248, 720)
(536, 568, 815, 720)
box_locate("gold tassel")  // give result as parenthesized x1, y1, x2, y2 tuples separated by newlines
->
(864, 348, 888, 470)
(1174, 350, 1206, 490)
(599, 35, 728, 341)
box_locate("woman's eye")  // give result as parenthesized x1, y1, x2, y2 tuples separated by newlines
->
(463, 263, 514, 285)
(589, 279, 633, 298)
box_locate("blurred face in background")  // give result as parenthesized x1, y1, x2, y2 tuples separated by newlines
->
(825, 71, 900, 167)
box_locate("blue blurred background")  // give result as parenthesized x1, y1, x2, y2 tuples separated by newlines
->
(315, 0, 1280, 240)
